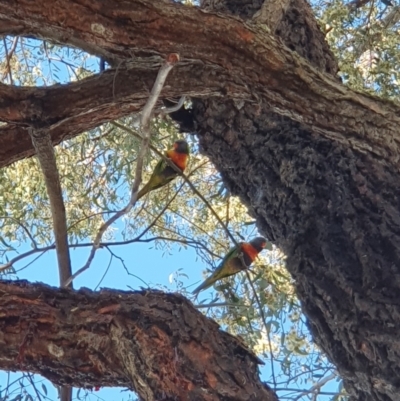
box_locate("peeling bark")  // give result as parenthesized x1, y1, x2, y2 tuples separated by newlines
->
(0, 280, 276, 401)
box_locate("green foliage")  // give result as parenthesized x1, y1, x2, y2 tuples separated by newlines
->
(315, 0, 400, 99)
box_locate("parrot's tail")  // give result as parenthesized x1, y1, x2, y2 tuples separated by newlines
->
(192, 277, 214, 295)
(136, 182, 151, 201)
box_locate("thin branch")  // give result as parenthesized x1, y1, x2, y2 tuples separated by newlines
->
(168, 207, 226, 249)
(15, 250, 47, 273)
(0, 245, 54, 272)
(152, 148, 237, 244)
(66, 211, 112, 232)
(94, 251, 113, 290)
(63, 54, 179, 287)
(194, 302, 248, 309)
(29, 128, 72, 289)
(132, 178, 187, 241)
(293, 372, 338, 401)
(113, 235, 219, 258)
(106, 246, 150, 288)
(2, 36, 18, 84)
(0, 235, 216, 273)
(25, 373, 43, 401)
(245, 269, 277, 389)
(157, 96, 186, 114)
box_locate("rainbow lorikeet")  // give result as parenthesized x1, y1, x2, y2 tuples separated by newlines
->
(137, 140, 189, 200)
(192, 237, 268, 295)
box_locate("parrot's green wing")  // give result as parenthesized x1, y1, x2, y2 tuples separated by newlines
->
(137, 152, 178, 200)
(151, 157, 168, 176)
(192, 244, 243, 295)
(218, 244, 241, 267)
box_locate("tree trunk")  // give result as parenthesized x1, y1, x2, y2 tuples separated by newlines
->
(1, 1, 400, 400)
(0, 280, 277, 401)
(190, 2, 400, 401)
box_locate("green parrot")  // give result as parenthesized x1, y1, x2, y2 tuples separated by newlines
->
(192, 237, 267, 295)
(137, 140, 189, 201)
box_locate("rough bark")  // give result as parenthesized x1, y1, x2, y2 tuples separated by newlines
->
(0, 280, 276, 401)
(195, 106, 400, 401)
(190, 1, 400, 401)
(1, 1, 400, 401)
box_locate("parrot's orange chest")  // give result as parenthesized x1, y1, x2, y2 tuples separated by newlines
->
(167, 150, 188, 171)
(241, 243, 259, 262)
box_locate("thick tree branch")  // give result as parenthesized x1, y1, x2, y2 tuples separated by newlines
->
(0, 0, 400, 169)
(0, 280, 277, 401)
(0, 63, 242, 168)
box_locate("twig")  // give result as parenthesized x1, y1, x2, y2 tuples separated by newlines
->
(2, 37, 18, 84)
(132, 173, 188, 240)
(149, 146, 237, 244)
(157, 96, 186, 114)
(63, 54, 179, 287)
(15, 251, 47, 273)
(25, 373, 43, 401)
(293, 372, 338, 401)
(194, 302, 248, 309)
(29, 128, 72, 289)
(107, 246, 150, 288)
(169, 207, 226, 249)
(94, 251, 113, 290)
